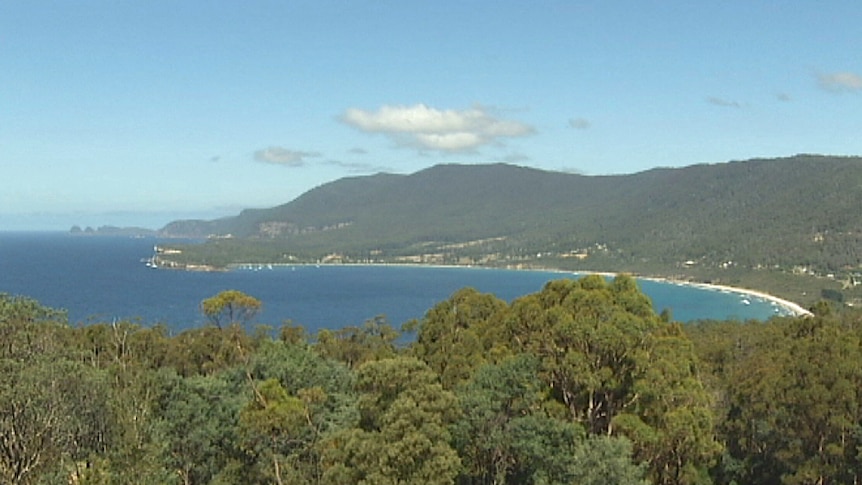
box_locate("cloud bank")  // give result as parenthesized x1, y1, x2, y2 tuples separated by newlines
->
(341, 104, 534, 153)
(254, 146, 320, 166)
(818, 72, 862, 93)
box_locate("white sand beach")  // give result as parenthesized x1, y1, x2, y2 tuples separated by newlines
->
(638, 276, 813, 317)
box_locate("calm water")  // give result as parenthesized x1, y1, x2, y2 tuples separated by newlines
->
(0, 233, 787, 333)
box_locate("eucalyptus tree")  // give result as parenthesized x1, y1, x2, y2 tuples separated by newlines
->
(314, 315, 399, 369)
(452, 354, 581, 485)
(233, 338, 358, 483)
(236, 378, 318, 485)
(410, 287, 511, 389)
(0, 295, 115, 484)
(201, 289, 262, 328)
(321, 357, 461, 485)
(710, 313, 862, 484)
(504, 275, 720, 484)
(153, 370, 243, 485)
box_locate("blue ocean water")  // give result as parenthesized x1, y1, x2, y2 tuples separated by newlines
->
(0, 232, 788, 333)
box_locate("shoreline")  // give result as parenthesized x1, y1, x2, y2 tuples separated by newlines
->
(637, 276, 812, 318)
(220, 261, 813, 318)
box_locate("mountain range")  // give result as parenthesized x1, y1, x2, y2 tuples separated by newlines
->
(158, 155, 861, 275)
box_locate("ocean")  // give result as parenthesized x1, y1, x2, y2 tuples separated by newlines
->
(0, 232, 789, 334)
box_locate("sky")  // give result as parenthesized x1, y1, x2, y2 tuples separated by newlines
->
(2, 1, 861, 231)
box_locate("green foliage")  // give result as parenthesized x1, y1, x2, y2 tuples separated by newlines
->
(11, 282, 862, 484)
(0, 358, 115, 484)
(821, 287, 844, 303)
(165, 323, 255, 376)
(237, 378, 309, 484)
(153, 370, 243, 485)
(0, 295, 114, 484)
(201, 289, 262, 328)
(322, 357, 461, 485)
(314, 315, 399, 369)
(505, 275, 721, 483)
(452, 354, 582, 484)
(570, 435, 650, 485)
(412, 287, 510, 389)
(690, 312, 862, 484)
(226, 338, 358, 483)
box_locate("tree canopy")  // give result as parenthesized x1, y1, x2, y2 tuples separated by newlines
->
(4, 281, 862, 484)
(200, 289, 262, 328)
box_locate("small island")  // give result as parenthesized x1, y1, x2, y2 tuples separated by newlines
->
(70, 224, 158, 237)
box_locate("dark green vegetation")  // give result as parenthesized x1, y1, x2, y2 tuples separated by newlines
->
(4, 279, 861, 484)
(155, 155, 862, 307)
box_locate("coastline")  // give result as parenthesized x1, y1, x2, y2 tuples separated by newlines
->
(637, 276, 813, 318)
(525, 267, 813, 318)
(498, 265, 813, 318)
(219, 260, 813, 319)
(461, 264, 814, 318)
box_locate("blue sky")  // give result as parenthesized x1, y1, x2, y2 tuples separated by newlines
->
(2, 1, 860, 230)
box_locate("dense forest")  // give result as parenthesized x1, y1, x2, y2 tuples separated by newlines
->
(3, 276, 860, 484)
(152, 155, 862, 307)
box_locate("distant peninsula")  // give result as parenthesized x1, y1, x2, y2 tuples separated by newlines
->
(70, 225, 157, 237)
(150, 154, 862, 308)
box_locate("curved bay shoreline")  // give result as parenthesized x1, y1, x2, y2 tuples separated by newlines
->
(529, 268, 813, 318)
(218, 260, 814, 319)
(637, 276, 812, 318)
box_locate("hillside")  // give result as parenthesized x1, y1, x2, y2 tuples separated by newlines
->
(157, 155, 862, 305)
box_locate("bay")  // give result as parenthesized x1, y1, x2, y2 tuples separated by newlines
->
(0, 232, 789, 333)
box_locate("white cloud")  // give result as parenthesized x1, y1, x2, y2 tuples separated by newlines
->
(341, 104, 534, 153)
(818, 72, 862, 93)
(414, 132, 484, 151)
(254, 146, 320, 166)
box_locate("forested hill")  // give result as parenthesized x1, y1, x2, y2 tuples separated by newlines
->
(159, 154, 862, 281)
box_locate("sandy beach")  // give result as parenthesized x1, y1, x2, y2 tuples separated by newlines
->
(229, 261, 815, 318)
(500, 264, 814, 318)
(637, 276, 813, 317)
